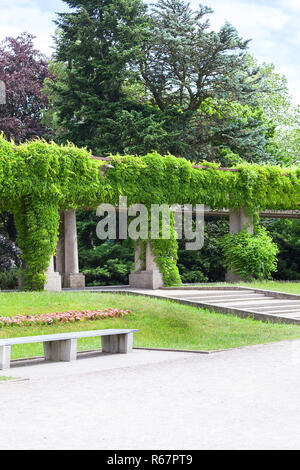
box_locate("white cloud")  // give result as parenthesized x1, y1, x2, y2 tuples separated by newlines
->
(0, 0, 57, 56)
(188, 0, 299, 104)
(191, 0, 290, 38)
(276, 64, 300, 104)
(282, 0, 300, 12)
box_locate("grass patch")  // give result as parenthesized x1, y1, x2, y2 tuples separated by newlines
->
(238, 281, 300, 294)
(0, 376, 16, 381)
(0, 291, 300, 359)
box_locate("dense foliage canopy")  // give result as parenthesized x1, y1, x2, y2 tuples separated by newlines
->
(0, 134, 299, 290)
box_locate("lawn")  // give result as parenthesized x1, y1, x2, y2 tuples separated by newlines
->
(237, 281, 300, 294)
(1, 291, 300, 359)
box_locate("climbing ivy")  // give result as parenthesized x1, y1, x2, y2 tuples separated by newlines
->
(0, 134, 299, 290)
(149, 212, 181, 286)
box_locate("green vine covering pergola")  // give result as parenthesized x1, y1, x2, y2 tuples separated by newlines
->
(1, 134, 299, 291)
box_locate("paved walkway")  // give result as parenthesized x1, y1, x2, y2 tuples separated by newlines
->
(1, 341, 300, 450)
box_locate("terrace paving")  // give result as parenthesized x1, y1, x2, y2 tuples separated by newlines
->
(1, 341, 300, 449)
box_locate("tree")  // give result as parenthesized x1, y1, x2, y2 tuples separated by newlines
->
(0, 33, 50, 142)
(136, 0, 274, 163)
(184, 98, 270, 164)
(248, 58, 300, 165)
(0, 33, 51, 287)
(140, 1, 260, 111)
(47, 0, 278, 162)
(46, 0, 149, 155)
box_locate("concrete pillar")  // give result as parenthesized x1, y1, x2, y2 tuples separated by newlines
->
(56, 213, 65, 276)
(119, 333, 134, 354)
(229, 207, 254, 234)
(44, 256, 62, 292)
(226, 207, 254, 282)
(63, 210, 85, 289)
(134, 242, 144, 273)
(129, 242, 164, 289)
(0, 345, 11, 370)
(43, 338, 77, 362)
(102, 333, 133, 354)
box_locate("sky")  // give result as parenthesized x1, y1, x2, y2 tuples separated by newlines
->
(0, 0, 299, 103)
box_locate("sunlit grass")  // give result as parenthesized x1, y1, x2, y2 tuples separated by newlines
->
(185, 281, 300, 294)
(0, 291, 300, 359)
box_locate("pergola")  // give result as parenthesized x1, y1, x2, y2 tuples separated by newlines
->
(1, 136, 299, 291)
(44, 158, 300, 291)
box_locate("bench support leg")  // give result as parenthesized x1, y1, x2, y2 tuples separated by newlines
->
(102, 333, 133, 354)
(0, 345, 11, 370)
(102, 335, 118, 353)
(119, 333, 133, 353)
(44, 339, 77, 362)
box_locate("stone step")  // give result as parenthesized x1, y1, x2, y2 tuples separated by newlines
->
(154, 289, 300, 325)
(200, 295, 268, 303)
(217, 297, 298, 305)
(167, 291, 252, 298)
(262, 311, 300, 316)
(210, 297, 275, 306)
(169, 293, 259, 300)
(217, 303, 300, 315)
(252, 304, 300, 313)
(169, 292, 265, 298)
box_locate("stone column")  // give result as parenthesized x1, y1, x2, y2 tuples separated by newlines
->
(44, 256, 62, 291)
(56, 213, 65, 277)
(226, 207, 254, 282)
(133, 241, 144, 273)
(129, 242, 164, 289)
(63, 209, 85, 288)
(229, 207, 254, 235)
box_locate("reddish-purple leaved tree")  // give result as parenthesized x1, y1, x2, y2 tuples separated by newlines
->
(0, 32, 50, 142)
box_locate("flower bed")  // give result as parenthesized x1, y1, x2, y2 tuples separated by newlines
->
(0, 308, 130, 328)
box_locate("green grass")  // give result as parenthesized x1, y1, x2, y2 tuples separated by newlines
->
(237, 281, 300, 294)
(0, 376, 16, 381)
(1, 291, 300, 359)
(183, 281, 300, 295)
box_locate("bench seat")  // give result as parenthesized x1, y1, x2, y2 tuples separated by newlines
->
(0, 329, 138, 370)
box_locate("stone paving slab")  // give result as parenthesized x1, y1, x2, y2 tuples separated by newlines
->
(1, 342, 300, 449)
(4, 349, 199, 380)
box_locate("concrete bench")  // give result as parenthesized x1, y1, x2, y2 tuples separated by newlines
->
(0, 329, 138, 370)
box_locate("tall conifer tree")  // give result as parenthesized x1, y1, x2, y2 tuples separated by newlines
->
(49, 0, 149, 154)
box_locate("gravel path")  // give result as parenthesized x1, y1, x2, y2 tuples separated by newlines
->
(1, 341, 300, 450)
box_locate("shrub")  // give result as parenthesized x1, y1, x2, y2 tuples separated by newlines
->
(0, 235, 21, 270)
(262, 219, 300, 280)
(178, 218, 228, 283)
(221, 227, 279, 281)
(0, 268, 20, 290)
